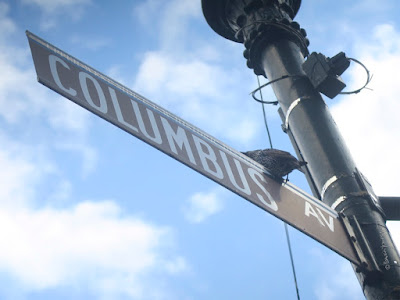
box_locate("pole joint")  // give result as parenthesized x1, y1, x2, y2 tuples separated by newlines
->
(201, 0, 308, 76)
(240, 5, 309, 76)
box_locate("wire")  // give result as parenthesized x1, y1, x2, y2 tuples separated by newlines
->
(251, 75, 306, 104)
(251, 56, 371, 104)
(257, 76, 274, 149)
(255, 76, 301, 299)
(285, 223, 301, 300)
(339, 57, 373, 95)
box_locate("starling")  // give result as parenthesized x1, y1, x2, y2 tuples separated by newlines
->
(241, 148, 307, 180)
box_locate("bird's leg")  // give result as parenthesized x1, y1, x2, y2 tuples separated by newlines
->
(284, 174, 289, 183)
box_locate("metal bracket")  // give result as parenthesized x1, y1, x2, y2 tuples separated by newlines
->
(284, 98, 301, 132)
(321, 175, 338, 200)
(354, 169, 386, 218)
(354, 169, 380, 204)
(331, 195, 347, 210)
(282, 97, 311, 133)
(340, 212, 381, 273)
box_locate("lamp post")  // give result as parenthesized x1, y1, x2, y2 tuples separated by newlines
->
(201, 1, 400, 298)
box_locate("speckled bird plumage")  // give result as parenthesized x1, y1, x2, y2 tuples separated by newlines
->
(242, 148, 307, 179)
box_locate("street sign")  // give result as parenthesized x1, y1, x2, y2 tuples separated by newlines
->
(26, 31, 360, 266)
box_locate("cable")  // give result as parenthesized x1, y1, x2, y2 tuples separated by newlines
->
(257, 76, 274, 149)
(339, 57, 373, 95)
(252, 56, 371, 104)
(251, 75, 306, 104)
(255, 76, 301, 299)
(285, 223, 301, 300)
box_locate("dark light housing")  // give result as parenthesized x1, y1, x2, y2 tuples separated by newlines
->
(201, 0, 302, 42)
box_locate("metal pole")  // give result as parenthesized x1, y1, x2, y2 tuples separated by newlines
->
(202, 1, 400, 298)
(258, 33, 400, 300)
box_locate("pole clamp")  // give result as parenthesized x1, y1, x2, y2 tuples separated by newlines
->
(331, 196, 347, 210)
(340, 212, 381, 273)
(283, 97, 311, 132)
(321, 175, 338, 200)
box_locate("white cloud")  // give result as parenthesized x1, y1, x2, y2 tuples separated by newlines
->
(314, 260, 364, 300)
(46, 97, 91, 133)
(349, 0, 393, 14)
(183, 189, 225, 223)
(0, 7, 97, 178)
(133, 0, 164, 27)
(134, 51, 229, 101)
(387, 222, 400, 255)
(0, 53, 90, 137)
(157, 0, 201, 50)
(133, 0, 200, 50)
(0, 202, 160, 288)
(309, 22, 400, 300)
(0, 135, 41, 210)
(22, 0, 91, 14)
(0, 126, 186, 299)
(55, 140, 98, 178)
(309, 247, 364, 300)
(0, 49, 96, 176)
(22, 0, 91, 29)
(0, 8, 187, 298)
(0, 199, 189, 299)
(0, 51, 41, 124)
(163, 256, 188, 275)
(226, 119, 259, 146)
(0, 9, 90, 134)
(47, 179, 73, 203)
(132, 0, 262, 147)
(331, 24, 400, 250)
(332, 24, 400, 196)
(134, 51, 260, 145)
(0, 3, 16, 39)
(69, 35, 111, 51)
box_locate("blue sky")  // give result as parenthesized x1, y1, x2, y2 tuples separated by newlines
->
(2, 0, 400, 299)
